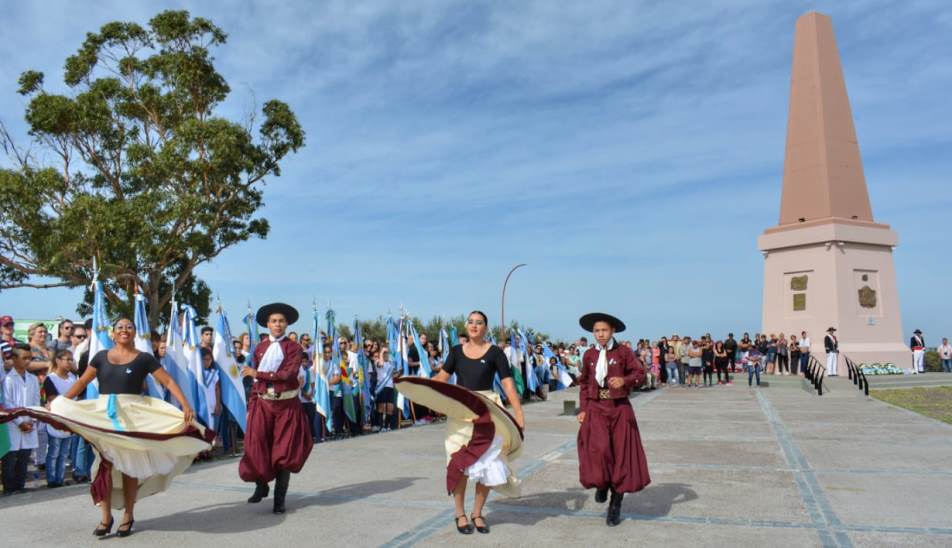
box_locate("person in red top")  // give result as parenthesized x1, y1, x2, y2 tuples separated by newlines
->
(239, 303, 314, 514)
(576, 312, 651, 527)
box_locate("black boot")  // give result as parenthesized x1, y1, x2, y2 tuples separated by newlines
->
(247, 481, 269, 503)
(606, 491, 624, 527)
(273, 471, 290, 514)
(594, 487, 608, 503)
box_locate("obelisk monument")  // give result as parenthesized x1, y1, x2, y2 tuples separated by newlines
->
(758, 12, 909, 370)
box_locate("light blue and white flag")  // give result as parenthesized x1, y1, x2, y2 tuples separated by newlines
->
(312, 308, 332, 432)
(517, 329, 539, 394)
(162, 300, 197, 411)
(543, 342, 573, 389)
(86, 279, 114, 399)
(134, 292, 165, 399)
(353, 320, 374, 421)
(408, 321, 432, 378)
(242, 308, 259, 368)
(439, 326, 456, 384)
(213, 307, 246, 433)
(181, 304, 212, 427)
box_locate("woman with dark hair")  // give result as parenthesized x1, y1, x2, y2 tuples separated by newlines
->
(4, 318, 209, 538)
(398, 310, 525, 536)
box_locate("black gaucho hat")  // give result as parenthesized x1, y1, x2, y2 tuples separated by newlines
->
(256, 303, 299, 327)
(579, 312, 626, 333)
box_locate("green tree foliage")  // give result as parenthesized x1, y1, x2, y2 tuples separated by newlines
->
(0, 10, 304, 325)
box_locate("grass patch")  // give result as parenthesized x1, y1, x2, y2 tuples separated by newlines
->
(871, 386, 952, 425)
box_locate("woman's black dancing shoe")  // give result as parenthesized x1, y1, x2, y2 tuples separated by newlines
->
(594, 487, 609, 503)
(116, 518, 135, 537)
(606, 491, 624, 527)
(93, 517, 114, 537)
(247, 481, 269, 503)
(471, 514, 490, 534)
(455, 514, 474, 534)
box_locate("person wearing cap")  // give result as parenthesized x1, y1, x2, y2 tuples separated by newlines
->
(823, 327, 839, 376)
(239, 303, 314, 514)
(576, 312, 650, 527)
(910, 329, 925, 374)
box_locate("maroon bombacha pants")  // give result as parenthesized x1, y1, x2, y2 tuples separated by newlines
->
(239, 397, 314, 484)
(577, 398, 650, 493)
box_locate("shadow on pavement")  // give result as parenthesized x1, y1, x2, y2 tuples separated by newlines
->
(139, 500, 287, 533)
(486, 482, 698, 526)
(295, 477, 425, 506)
(139, 477, 424, 533)
(622, 482, 698, 516)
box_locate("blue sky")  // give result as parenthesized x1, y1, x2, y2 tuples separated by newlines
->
(1, 1, 950, 341)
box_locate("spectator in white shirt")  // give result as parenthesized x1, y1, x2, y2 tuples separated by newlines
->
(938, 338, 952, 373)
(2, 344, 40, 494)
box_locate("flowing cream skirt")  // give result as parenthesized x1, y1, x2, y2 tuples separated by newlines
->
(444, 390, 521, 497)
(49, 395, 211, 509)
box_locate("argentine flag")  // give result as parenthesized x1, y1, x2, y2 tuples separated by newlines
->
(213, 308, 247, 433)
(134, 292, 166, 399)
(161, 301, 200, 415)
(312, 308, 332, 432)
(181, 305, 212, 427)
(86, 280, 114, 399)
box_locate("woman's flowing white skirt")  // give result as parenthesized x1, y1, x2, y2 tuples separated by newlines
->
(444, 391, 520, 497)
(49, 395, 211, 509)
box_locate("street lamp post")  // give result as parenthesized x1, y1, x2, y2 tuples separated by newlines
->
(500, 263, 527, 343)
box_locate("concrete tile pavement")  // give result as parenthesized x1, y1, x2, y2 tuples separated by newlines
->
(0, 375, 950, 547)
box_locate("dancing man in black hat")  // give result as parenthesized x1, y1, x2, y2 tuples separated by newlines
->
(576, 312, 651, 527)
(239, 303, 314, 513)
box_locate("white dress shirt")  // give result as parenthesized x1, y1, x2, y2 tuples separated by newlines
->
(2, 370, 40, 450)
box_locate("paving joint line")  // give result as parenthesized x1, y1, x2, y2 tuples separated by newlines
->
(756, 389, 853, 548)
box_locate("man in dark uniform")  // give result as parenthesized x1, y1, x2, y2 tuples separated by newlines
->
(239, 303, 314, 514)
(576, 312, 650, 527)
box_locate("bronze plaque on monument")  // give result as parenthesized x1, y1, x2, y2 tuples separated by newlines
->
(790, 275, 808, 291)
(792, 293, 806, 311)
(858, 286, 877, 308)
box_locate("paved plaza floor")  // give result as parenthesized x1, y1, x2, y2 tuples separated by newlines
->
(2, 375, 951, 547)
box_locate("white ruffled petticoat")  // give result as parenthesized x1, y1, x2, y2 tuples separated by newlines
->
(464, 435, 510, 486)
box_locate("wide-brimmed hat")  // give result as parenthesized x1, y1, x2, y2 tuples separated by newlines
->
(913, 329, 922, 334)
(579, 312, 626, 333)
(826, 326, 837, 333)
(256, 303, 299, 327)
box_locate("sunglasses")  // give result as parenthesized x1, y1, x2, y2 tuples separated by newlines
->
(2, 322, 13, 328)
(73, 334, 87, 340)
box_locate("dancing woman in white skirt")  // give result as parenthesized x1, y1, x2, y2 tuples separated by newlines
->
(1, 318, 211, 538)
(397, 311, 525, 536)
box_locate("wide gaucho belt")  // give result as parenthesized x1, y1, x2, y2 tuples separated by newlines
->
(260, 389, 300, 401)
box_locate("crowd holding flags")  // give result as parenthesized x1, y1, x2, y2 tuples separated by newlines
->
(55, 274, 577, 441)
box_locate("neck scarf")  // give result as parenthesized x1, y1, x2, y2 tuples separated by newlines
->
(594, 339, 615, 388)
(258, 335, 286, 374)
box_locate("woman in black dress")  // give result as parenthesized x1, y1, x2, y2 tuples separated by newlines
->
(431, 311, 525, 535)
(62, 318, 203, 537)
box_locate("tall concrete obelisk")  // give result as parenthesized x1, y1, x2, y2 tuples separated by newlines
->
(758, 12, 909, 370)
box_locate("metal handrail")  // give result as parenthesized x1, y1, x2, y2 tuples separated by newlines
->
(843, 354, 869, 397)
(806, 354, 825, 395)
